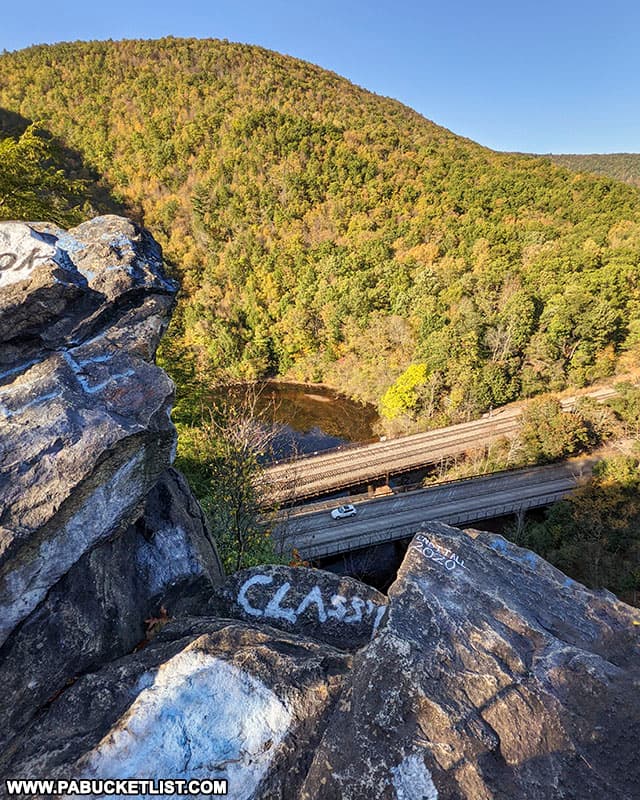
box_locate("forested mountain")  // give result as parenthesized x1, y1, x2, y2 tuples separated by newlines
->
(1, 38, 639, 427)
(546, 153, 640, 188)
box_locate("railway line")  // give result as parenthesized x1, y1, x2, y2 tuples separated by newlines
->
(265, 385, 618, 502)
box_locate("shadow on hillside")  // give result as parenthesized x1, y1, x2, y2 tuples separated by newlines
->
(0, 108, 139, 222)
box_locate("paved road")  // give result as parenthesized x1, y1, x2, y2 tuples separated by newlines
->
(274, 455, 599, 560)
(265, 387, 617, 502)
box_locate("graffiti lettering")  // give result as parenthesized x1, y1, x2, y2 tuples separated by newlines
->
(0, 245, 58, 288)
(237, 574, 387, 637)
(412, 533, 466, 571)
(0, 248, 51, 273)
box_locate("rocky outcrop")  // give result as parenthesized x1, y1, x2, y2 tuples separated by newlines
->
(0, 217, 224, 756)
(0, 217, 179, 647)
(0, 217, 176, 365)
(4, 522, 639, 799)
(300, 523, 640, 800)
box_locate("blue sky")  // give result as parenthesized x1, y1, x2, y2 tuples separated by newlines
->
(2, 0, 638, 153)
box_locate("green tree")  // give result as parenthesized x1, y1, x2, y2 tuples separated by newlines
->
(513, 454, 640, 595)
(0, 124, 86, 224)
(175, 390, 286, 573)
(518, 398, 590, 464)
(607, 382, 640, 438)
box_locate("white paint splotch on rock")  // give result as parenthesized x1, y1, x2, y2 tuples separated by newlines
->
(4, 622, 351, 800)
(0, 468, 223, 754)
(0, 224, 61, 288)
(73, 651, 292, 800)
(391, 754, 438, 800)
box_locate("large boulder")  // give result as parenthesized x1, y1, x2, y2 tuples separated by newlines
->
(3, 619, 351, 800)
(0, 216, 176, 364)
(299, 522, 640, 800)
(0, 216, 179, 648)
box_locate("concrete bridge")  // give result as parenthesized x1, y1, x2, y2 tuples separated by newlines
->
(273, 455, 599, 560)
(265, 386, 617, 503)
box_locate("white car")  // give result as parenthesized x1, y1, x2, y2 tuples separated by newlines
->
(330, 504, 357, 520)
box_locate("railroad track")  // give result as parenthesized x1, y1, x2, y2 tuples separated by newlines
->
(266, 414, 519, 498)
(264, 385, 621, 502)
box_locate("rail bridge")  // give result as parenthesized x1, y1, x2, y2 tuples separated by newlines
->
(273, 455, 599, 560)
(265, 387, 617, 503)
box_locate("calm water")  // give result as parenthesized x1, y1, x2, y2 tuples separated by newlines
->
(218, 382, 379, 460)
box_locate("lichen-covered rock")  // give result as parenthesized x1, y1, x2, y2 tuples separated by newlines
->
(0, 216, 178, 649)
(0, 468, 224, 754)
(299, 522, 640, 800)
(210, 565, 387, 651)
(3, 620, 351, 800)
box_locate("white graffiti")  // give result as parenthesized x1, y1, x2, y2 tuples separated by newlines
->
(0, 225, 58, 288)
(237, 575, 387, 637)
(412, 533, 465, 571)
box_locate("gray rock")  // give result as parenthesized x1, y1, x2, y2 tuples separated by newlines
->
(0, 216, 178, 649)
(3, 619, 351, 800)
(0, 216, 176, 363)
(210, 565, 388, 651)
(0, 222, 91, 347)
(299, 522, 640, 800)
(0, 468, 224, 755)
(134, 467, 224, 616)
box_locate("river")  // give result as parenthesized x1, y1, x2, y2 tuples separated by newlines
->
(219, 381, 379, 460)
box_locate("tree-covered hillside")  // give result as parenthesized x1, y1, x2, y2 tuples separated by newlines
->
(546, 154, 640, 188)
(1, 38, 639, 427)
